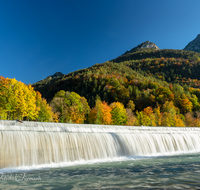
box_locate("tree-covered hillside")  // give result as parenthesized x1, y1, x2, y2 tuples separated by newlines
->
(33, 49, 200, 105)
(33, 61, 166, 109)
(32, 45, 200, 126)
(114, 49, 200, 86)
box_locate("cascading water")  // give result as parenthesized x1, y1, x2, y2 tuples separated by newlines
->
(0, 120, 200, 168)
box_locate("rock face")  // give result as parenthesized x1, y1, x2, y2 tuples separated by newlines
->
(46, 72, 64, 80)
(123, 41, 159, 55)
(51, 72, 64, 78)
(139, 41, 160, 50)
(184, 34, 200, 52)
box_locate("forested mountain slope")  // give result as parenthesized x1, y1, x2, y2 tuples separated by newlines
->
(32, 42, 200, 115)
(113, 49, 200, 85)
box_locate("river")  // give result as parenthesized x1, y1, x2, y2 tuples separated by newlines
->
(0, 153, 200, 189)
(0, 120, 200, 189)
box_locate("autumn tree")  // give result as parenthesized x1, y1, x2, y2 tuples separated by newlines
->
(25, 85, 38, 120)
(50, 96, 66, 122)
(50, 90, 90, 123)
(156, 86, 174, 104)
(184, 113, 196, 127)
(174, 114, 185, 127)
(88, 99, 112, 125)
(126, 108, 136, 126)
(161, 101, 185, 127)
(126, 100, 135, 112)
(88, 107, 97, 124)
(0, 76, 52, 121)
(154, 106, 162, 126)
(0, 76, 14, 119)
(36, 92, 53, 122)
(110, 102, 128, 125)
(176, 94, 193, 113)
(136, 107, 156, 126)
(65, 92, 90, 123)
(190, 94, 200, 111)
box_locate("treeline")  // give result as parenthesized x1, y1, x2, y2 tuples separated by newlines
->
(50, 89, 200, 127)
(1, 76, 200, 127)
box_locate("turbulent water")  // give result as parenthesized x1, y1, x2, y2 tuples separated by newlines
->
(0, 120, 200, 189)
(0, 153, 200, 189)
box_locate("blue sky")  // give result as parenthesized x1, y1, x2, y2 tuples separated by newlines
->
(0, 0, 200, 84)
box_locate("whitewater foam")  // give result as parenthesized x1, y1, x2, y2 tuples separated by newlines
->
(0, 120, 200, 169)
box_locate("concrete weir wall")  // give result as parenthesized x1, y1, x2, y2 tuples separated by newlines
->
(0, 120, 200, 168)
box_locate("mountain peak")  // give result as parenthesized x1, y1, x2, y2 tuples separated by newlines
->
(184, 34, 200, 52)
(123, 41, 159, 55)
(139, 41, 159, 49)
(52, 72, 64, 78)
(46, 72, 64, 80)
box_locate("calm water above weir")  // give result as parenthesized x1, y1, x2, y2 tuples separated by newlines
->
(0, 153, 200, 189)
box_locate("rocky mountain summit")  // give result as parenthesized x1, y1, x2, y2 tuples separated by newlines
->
(46, 72, 64, 79)
(184, 34, 200, 53)
(123, 41, 159, 55)
(35, 72, 64, 85)
(51, 72, 64, 78)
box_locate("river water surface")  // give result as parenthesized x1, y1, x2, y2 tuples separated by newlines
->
(1, 153, 200, 190)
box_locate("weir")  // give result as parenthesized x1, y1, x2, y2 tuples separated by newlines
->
(0, 120, 200, 168)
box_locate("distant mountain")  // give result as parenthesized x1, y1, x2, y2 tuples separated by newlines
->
(122, 41, 159, 55)
(184, 34, 200, 53)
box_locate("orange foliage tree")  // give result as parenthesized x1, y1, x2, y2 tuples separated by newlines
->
(88, 99, 112, 125)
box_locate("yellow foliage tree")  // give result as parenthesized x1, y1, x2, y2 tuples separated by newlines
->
(69, 106, 85, 124)
(14, 81, 28, 119)
(174, 114, 185, 127)
(154, 106, 162, 126)
(136, 107, 156, 126)
(25, 85, 38, 120)
(36, 91, 53, 122)
(0, 77, 52, 121)
(161, 112, 174, 126)
(110, 102, 128, 125)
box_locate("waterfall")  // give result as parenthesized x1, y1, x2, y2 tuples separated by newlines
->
(0, 120, 200, 168)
